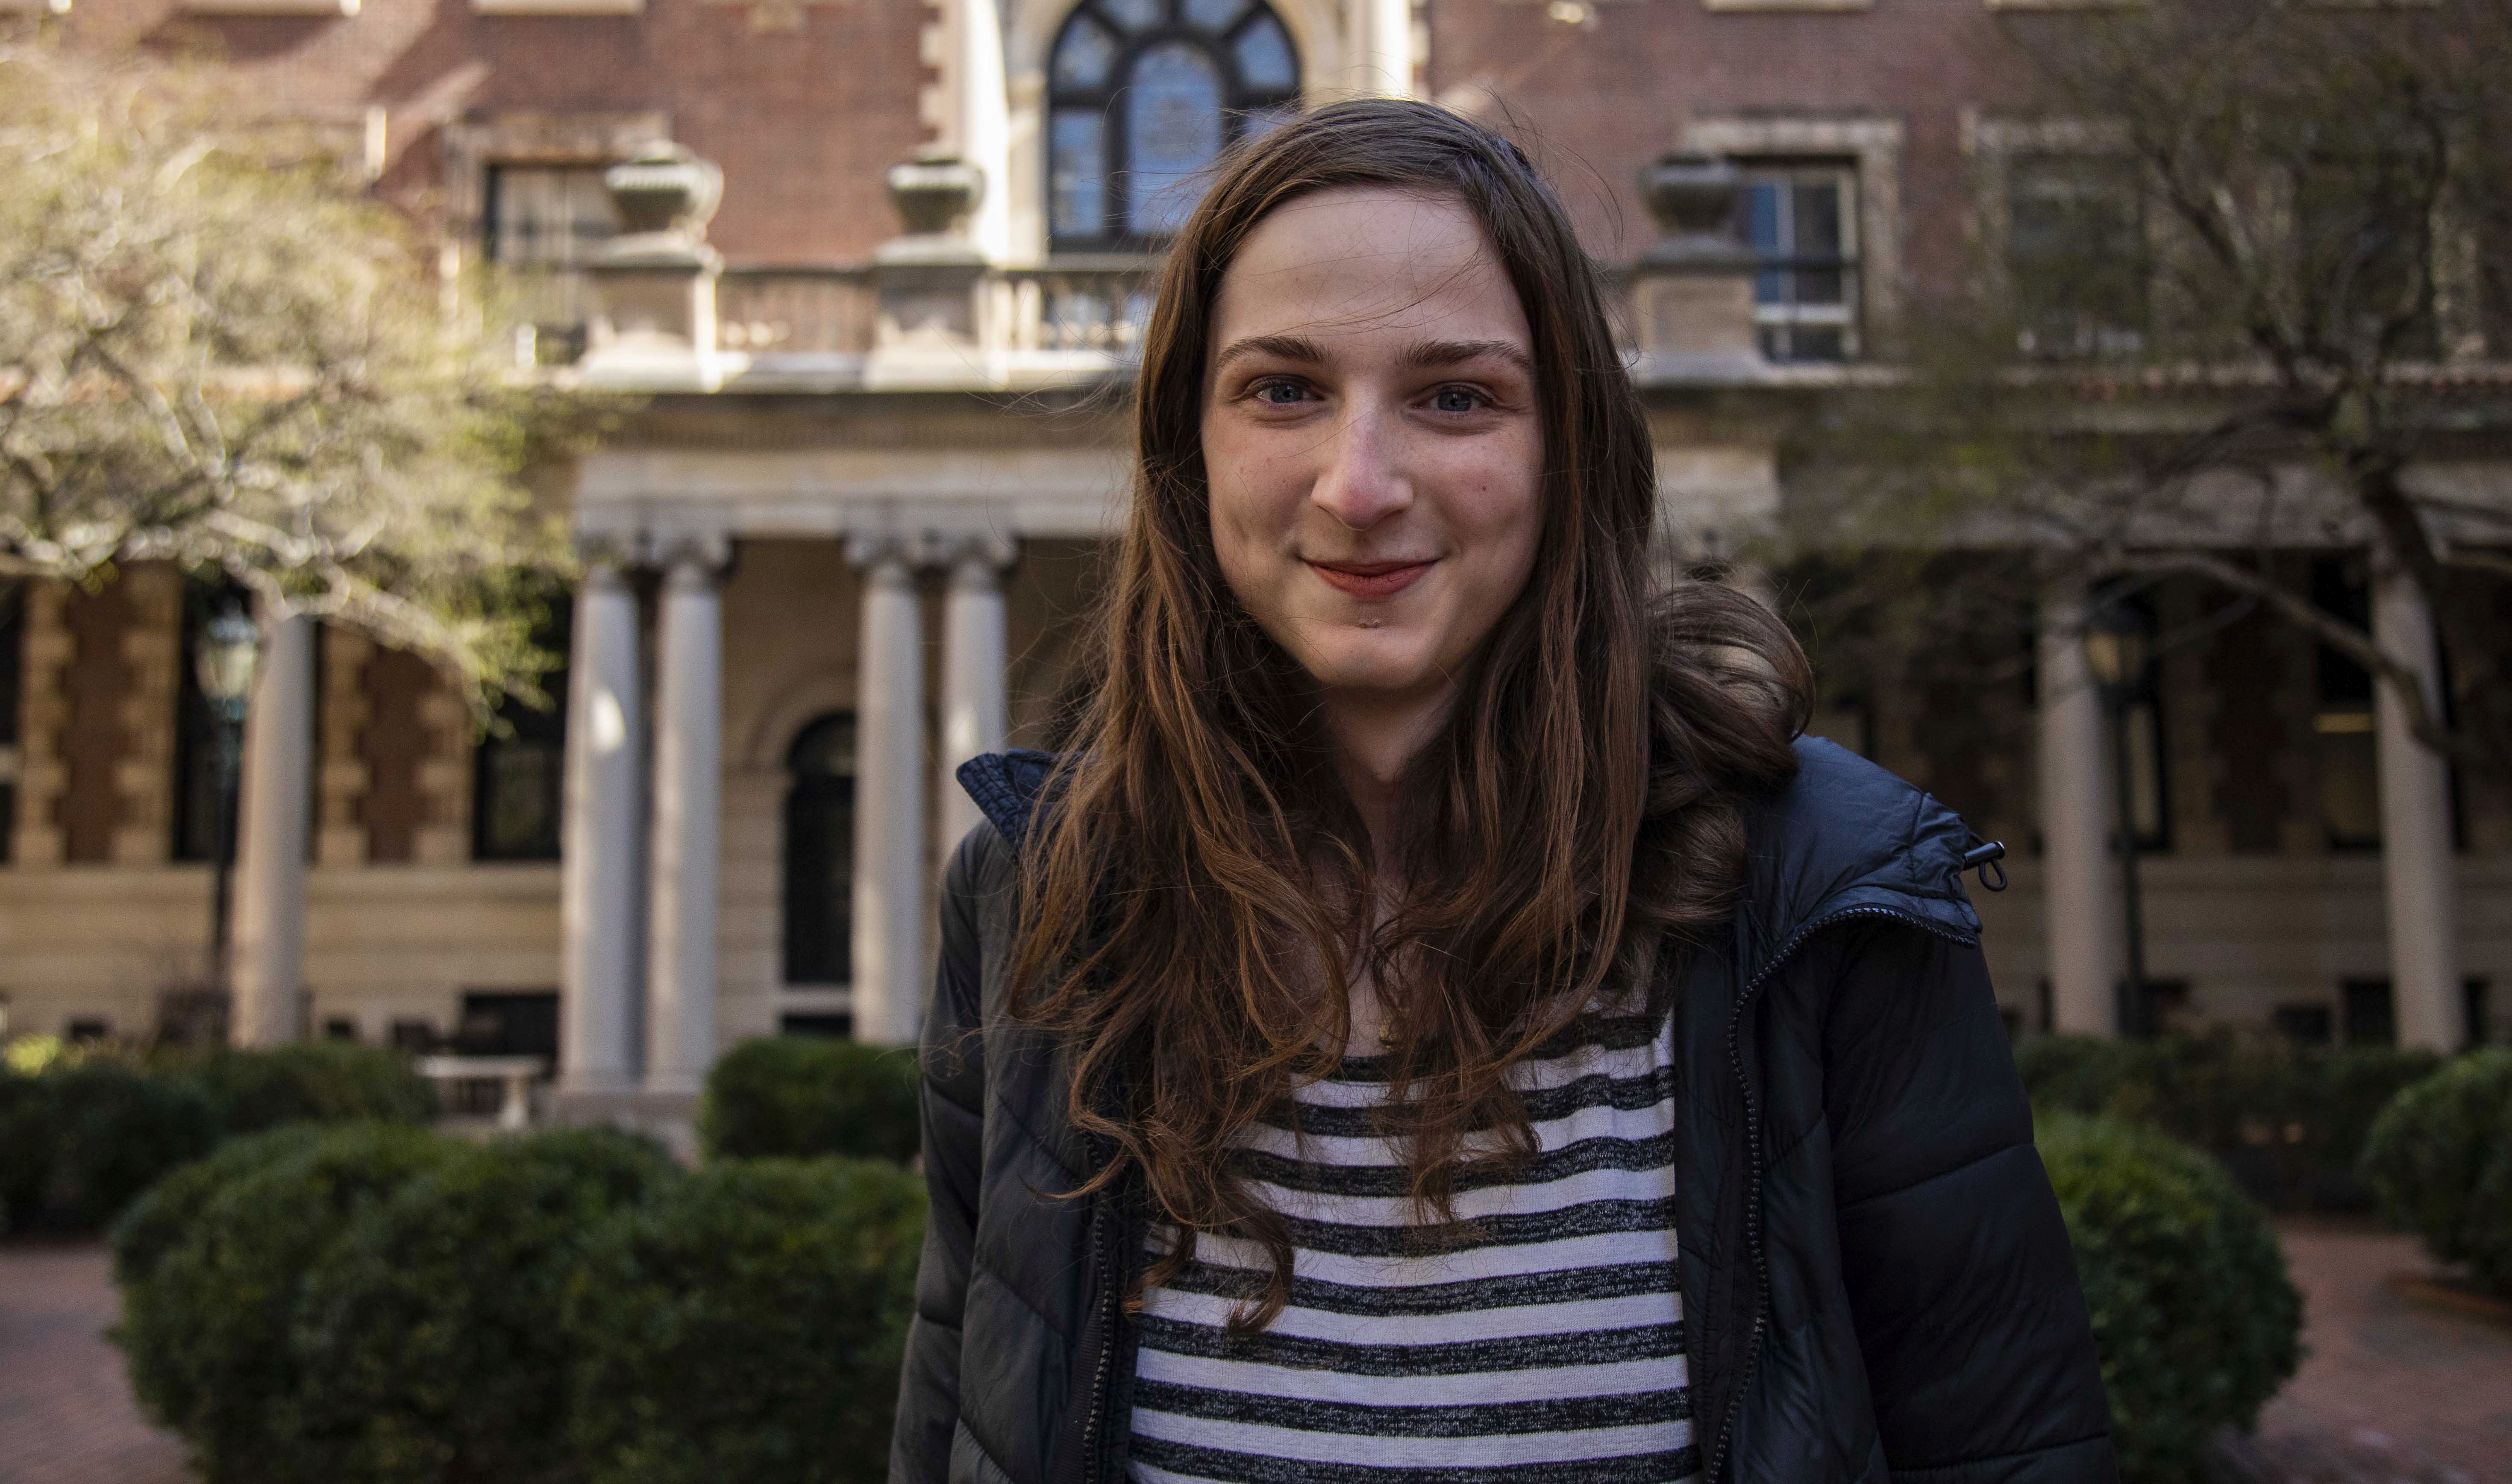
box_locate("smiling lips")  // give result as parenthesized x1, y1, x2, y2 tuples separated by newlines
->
(1306, 558, 1436, 599)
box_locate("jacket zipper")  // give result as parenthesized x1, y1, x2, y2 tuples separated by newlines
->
(1078, 1195, 1118, 1484)
(1701, 905, 1978, 1484)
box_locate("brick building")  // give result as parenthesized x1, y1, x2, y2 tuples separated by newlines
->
(0, 0, 2505, 1117)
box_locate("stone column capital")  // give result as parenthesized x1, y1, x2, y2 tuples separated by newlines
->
(653, 529, 733, 575)
(846, 529, 933, 570)
(937, 529, 1018, 575)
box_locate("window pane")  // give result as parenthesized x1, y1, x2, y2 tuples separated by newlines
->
(1233, 13, 1296, 90)
(1753, 265, 1786, 307)
(1792, 180, 1843, 254)
(1126, 44, 1224, 237)
(1186, 0, 1246, 28)
(1099, 0, 1162, 32)
(1745, 182, 1784, 255)
(1238, 103, 1296, 142)
(1791, 266, 1845, 306)
(1053, 16, 1120, 91)
(1787, 326, 1845, 361)
(1052, 109, 1108, 238)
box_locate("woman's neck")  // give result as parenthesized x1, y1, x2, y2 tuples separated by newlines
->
(1320, 676, 1460, 866)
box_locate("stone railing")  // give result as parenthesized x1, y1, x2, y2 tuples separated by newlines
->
(570, 144, 1777, 393)
(715, 266, 877, 356)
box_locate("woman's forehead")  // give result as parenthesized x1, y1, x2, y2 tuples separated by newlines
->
(1210, 187, 1529, 357)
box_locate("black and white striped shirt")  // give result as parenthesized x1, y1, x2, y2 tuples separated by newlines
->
(1129, 1014, 1698, 1484)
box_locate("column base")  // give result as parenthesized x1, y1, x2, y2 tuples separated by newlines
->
(544, 1086, 705, 1165)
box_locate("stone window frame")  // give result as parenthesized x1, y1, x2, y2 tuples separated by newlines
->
(1679, 115, 1905, 353)
(1005, 0, 1340, 265)
(440, 112, 669, 269)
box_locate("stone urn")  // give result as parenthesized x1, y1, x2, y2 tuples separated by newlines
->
(886, 157, 987, 238)
(604, 142, 724, 244)
(1637, 152, 1745, 257)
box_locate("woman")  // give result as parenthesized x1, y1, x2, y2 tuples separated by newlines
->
(894, 100, 2112, 1484)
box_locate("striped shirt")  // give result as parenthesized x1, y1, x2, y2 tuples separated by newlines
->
(1129, 1014, 1698, 1484)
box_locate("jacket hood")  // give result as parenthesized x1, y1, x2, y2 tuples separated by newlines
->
(955, 734, 1988, 965)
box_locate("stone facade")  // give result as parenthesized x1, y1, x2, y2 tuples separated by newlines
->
(2, 0, 2507, 1077)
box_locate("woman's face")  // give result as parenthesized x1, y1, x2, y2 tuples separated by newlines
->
(1201, 187, 1544, 711)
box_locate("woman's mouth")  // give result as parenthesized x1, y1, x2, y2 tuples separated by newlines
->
(1306, 559, 1435, 599)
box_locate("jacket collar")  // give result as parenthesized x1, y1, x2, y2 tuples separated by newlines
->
(954, 735, 1986, 960)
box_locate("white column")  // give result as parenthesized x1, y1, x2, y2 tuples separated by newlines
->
(645, 541, 727, 1094)
(931, 0, 1011, 262)
(851, 537, 928, 1046)
(2373, 561, 2461, 1052)
(938, 536, 1013, 855)
(232, 612, 314, 1048)
(2038, 577, 2123, 1037)
(560, 559, 646, 1095)
(1348, 0, 1417, 98)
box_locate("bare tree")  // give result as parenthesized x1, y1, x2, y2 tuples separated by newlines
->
(1785, 0, 2512, 775)
(0, 41, 590, 707)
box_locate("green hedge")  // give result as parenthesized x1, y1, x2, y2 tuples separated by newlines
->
(179, 1043, 438, 1134)
(2039, 1113, 2301, 1484)
(2017, 1031, 2441, 1211)
(566, 1158, 925, 1484)
(0, 1043, 435, 1234)
(114, 1124, 931, 1484)
(111, 1123, 457, 1484)
(700, 1037, 920, 1164)
(2360, 1048, 2512, 1299)
(288, 1128, 683, 1484)
(0, 1061, 218, 1233)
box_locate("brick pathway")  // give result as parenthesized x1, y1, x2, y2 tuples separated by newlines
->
(2222, 1220, 2512, 1484)
(0, 1241, 191, 1484)
(1, 1223, 2505, 1484)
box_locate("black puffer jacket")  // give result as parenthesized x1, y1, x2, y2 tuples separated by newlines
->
(893, 738, 2116, 1484)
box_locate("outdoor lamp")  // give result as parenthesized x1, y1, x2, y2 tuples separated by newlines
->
(2082, 600, 2148, 693)
(197, 605, 261, 722)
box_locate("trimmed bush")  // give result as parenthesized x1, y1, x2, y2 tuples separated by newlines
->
(110, 1123, 455, 1484)
(2, 1061, 219, 1232)
(566, 1157, 926, 1484)
(181, 1043, 437, 1134)
(287, 1127, 683, 1484)
(2039, 1112, 2301, 1484)
(2018, 1031, 2442, 1211)
(2361, 1048, 2512, 1298)
(701, 1037, 920, 1164)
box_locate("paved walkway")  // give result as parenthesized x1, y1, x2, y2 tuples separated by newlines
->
(2228, 1221, 2512, 1484)
(2, 1222, 2506, 1483)
(0, 1241, 190, 1484)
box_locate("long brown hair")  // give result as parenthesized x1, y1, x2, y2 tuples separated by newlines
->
(1013, 100, 1809, 1327)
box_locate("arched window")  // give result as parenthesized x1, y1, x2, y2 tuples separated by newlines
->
(1048, 0, 1300, 249)
(782, 713, 858, 985)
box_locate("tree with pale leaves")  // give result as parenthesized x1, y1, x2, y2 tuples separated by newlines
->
(0, 41, 585, 707)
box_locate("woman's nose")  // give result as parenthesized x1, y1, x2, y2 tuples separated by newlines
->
(1308, 407, 1412, 530)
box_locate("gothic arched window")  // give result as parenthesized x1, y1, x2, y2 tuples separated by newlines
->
(1048, 0, 1300, 249)
(782, 712, 857, 985)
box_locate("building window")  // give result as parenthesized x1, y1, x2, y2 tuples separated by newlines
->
(783, 712, 858, 986)
(2465, 978, 2494, 1050)
(0, 586, 19, 865)
(2007, 154, 2146, 360)
(2311, 558, 2381, 851)
(1742, 163, 1859, 362)
(2342, 978, 2395, 1048)
(473, 603, 570, 863)
(1047, 0, 1301, 250)
(483, 165, 621, 365)
(2273, 1003, 2335, 1047)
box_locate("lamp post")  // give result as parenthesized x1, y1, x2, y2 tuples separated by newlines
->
(196, 603, 261, 997)
(2083, 600, 2151, 1038)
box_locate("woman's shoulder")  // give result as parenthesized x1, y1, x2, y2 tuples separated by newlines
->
(1733, 736, 1988, 961)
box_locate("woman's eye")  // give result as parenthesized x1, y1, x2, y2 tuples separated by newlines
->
(1431, 386, 1484, 414)
(1252, 380, 1308, 406)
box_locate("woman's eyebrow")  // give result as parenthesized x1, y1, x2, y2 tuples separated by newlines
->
(1211, 334, 1328, 375)
(1400, 338, 1535, 374)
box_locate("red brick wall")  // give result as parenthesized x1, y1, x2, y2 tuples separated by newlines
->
(1424, 0, 2032, 284)
(54, 583, 133, 864)
(62, 0, 929, 263)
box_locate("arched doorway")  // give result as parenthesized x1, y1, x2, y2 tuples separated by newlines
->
(1046, 0, 1301, 248)
(782, 712, 858, 985)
